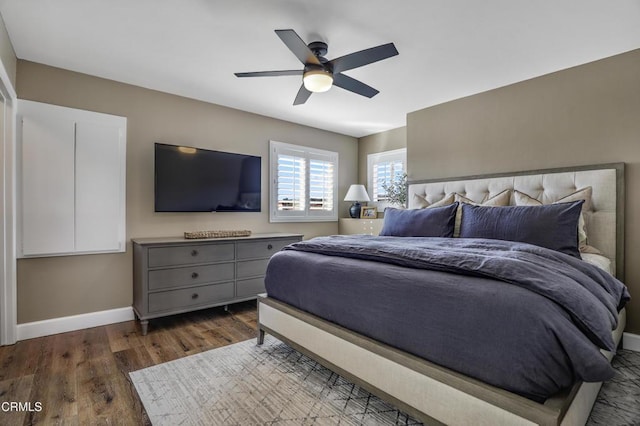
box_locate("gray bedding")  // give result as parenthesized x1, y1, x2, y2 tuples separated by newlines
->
(264, 235, 630, 401)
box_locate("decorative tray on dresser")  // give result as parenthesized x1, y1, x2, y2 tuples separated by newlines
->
(132, 232, 302, 334)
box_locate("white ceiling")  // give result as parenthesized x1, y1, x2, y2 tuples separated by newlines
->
(1, 1, 639, 138)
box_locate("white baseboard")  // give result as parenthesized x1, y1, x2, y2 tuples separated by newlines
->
(14, 307, 640, 352)
(17, 306, 135, 341)
(623, 332, 640, 352)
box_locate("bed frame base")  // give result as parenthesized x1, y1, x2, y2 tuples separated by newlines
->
(257, 295, 625, 426)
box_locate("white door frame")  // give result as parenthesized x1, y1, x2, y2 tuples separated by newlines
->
(0, 59, 17, 345)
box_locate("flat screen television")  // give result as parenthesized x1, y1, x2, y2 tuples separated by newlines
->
(154, 143, 261, 212)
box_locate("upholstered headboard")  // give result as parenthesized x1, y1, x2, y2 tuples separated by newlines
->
(408, 163, 625, 279)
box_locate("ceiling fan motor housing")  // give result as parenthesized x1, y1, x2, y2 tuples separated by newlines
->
(304, 63, 332, 74)
(308, 41, 328, 60)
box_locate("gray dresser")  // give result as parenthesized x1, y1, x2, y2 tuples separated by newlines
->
(132, 233, 302, 334)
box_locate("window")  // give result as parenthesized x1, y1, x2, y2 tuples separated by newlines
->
(367, 148, 407, 203)
(270, 140, 338, 222)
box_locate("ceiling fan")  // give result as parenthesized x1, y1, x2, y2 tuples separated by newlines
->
(234, 29, 399, 105)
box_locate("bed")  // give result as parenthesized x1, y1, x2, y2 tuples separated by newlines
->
(257, 163, 628, 426)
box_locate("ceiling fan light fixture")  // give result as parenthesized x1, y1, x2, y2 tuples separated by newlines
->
(235, 29, 398, 104)
(303, 69, 333, 93)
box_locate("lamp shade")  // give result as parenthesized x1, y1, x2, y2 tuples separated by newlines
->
(344, 184, 371, 202)
(303, 69, 333, 93)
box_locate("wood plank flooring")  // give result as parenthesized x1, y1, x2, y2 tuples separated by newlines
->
(0, 301, 257, 425)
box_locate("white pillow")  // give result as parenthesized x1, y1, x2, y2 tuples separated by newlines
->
(580, 253, 612, 274)
(453, 189, 511, 237)
(413, 192, 455, 209)
(454, 189, 511, 207)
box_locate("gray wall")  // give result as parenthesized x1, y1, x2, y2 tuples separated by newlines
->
(16, 60, 357, 323)
(407, 48, 640, 333)
(0, 13, 16, 88)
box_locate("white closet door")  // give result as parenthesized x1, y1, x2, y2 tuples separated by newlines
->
(19, 100, 126, 257)
(75, 121, 125, 252)
(21, 112, 75, 255)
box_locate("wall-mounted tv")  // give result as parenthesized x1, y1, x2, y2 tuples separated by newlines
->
(154, 143, 261, 212)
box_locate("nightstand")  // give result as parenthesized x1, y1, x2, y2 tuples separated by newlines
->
(338, 218, 384, 235)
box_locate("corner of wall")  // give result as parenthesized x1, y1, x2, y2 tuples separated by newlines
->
(0, 11, 17, 93)
(0, 11, 18, 345)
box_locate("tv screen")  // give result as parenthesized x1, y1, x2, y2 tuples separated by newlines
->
(154, 143, 261, 212)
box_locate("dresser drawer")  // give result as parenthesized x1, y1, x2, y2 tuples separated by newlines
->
(133, 233, 303, 334)
(236, 239, 298, 260)
(148, 262, 235, 290)
(236, 259, 269, 279)
(148, 282, 234, 313)
(148, 243, 234, 267)
(236, 277, 265, 298)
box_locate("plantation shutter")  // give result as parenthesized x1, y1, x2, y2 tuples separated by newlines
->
(372, 159, 404, 202)
(367, 149, 407, 203)
(276, 151, 306, 215)
(270, 141, 338, 222)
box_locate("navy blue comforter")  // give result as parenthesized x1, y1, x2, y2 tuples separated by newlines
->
(265, 235, 630, 401)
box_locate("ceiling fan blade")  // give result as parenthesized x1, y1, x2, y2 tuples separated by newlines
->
(275, 29, 322, 66)
(235, 70, 302, 78)
(293, 84, 312, 105)
(333, 73, 379, 98)
(330, 43, 398, 74)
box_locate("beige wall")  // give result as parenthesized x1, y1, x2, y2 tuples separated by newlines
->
(0, 14, 16, 89)
(407, 48, 640, 333)
(357, 126, 406, 185)
(16, 60, 357, 323)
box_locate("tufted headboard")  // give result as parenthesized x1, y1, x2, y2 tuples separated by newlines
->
(408, 163, 625, 279)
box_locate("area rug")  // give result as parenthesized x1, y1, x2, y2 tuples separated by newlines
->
(130, 336, 640, 425)
(130, 335, 421, 425)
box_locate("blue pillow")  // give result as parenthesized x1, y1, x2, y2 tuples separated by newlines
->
(380, 203, 458, 237)
(459, 201, 584, 257)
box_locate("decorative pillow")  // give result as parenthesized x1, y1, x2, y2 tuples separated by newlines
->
(514, 187, 595, 252)
(459, 201, 584, 258)
(513, 190, 538, 206)
(454, 189, 511, 207)
(413, 192, 455, 209)
(556, 187, 592, 211)
(453, 189, 511, 237)
(380, 203, 458, 237)
(412, 193, 430, 208)
(514, 187, 592, 211)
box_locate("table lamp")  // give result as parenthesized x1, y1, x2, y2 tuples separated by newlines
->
(344, 184, 371, 218)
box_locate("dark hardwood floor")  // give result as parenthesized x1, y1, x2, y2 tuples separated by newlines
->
(0, 301, 258, 425)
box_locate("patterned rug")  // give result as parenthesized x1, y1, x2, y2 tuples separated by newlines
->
(130, 336, 640, 425)
(587, 349, 640, 425)
(130, 336, 421, 425)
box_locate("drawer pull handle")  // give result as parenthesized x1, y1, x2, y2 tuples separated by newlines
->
(191, 250, 198, 256)
(191, 293, 199, 299)
(267, 244, 273, 250)
(191, 272, 199, 279)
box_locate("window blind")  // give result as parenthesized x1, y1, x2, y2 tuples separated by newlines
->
(368, 149, 406, 203)
(270, 141, 338, 222)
